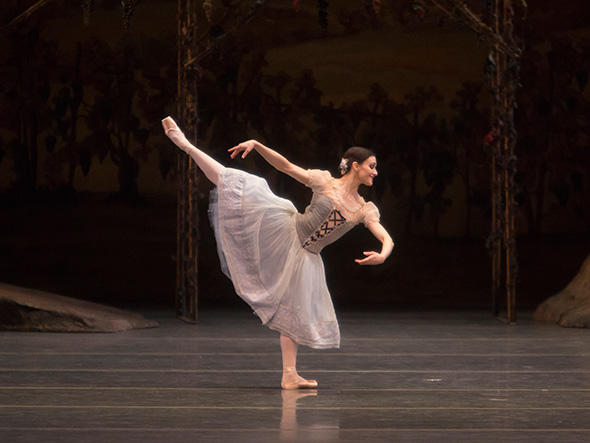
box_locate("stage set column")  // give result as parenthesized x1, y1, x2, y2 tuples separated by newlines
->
(175, 0, 200, 322)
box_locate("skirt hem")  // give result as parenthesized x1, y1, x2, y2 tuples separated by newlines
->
(265, 322, 340, 350)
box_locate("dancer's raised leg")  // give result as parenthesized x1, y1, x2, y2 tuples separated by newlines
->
(162, 116, 225, 186)
(280, 334, 318, 390)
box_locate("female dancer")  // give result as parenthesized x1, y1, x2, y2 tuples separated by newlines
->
(162, 116, 394, 389)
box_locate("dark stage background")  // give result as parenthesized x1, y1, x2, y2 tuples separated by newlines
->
(0, 0, 589, 312)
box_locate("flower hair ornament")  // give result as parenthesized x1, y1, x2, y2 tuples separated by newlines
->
(339, 158, 350, 175)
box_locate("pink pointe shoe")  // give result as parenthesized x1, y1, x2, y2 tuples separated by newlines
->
(161, 116, 182, 136)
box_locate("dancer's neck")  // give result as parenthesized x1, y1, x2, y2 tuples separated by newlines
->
(336, 173, 361, 196)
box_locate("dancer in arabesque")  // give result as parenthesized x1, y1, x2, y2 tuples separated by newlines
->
(162, 116, 394, 389)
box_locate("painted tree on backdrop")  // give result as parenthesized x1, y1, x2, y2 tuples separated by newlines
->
(402, 86, 443, 235)
(42, 35, 173, 202)
(516, 37, 590, 234)
(42, 44, 86, 195)
(80, 38, 149, 202)
(0, 23, 57, 199)
(422, 116, 455, 238)
(256, 68, 324, 195)
(0, 2, 177, 202)
(338, 83, 407, 202)
(450, 81, 489, 238)
(136, 36, 179, 183)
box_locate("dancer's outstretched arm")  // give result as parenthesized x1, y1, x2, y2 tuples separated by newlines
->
(355, 222, 394, 265)
(228, 140, 310, 185)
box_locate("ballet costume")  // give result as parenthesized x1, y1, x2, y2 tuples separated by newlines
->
(209, 167, 380, 349)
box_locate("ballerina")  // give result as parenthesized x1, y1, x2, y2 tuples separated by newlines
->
(162, 116, 394, 389)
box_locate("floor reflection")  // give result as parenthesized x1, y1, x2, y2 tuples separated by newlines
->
(280, 389, 339, 441)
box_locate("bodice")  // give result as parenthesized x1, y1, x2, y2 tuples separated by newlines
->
(294, 194, 358, 254)
(294, 170, 380, 254)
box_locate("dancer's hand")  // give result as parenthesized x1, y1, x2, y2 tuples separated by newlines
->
(228, 140, 257, 159)
(355, 251, 385, 265)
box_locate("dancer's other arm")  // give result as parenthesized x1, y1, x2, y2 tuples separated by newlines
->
(355, 222, 394, 265)
(228, 140, 310, 185)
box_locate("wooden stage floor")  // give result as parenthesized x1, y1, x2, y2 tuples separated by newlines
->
(1, 309, 590, 442)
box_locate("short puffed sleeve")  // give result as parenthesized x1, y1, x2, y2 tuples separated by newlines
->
(362, 202, 380, 227)
(306, 169, 332, 190)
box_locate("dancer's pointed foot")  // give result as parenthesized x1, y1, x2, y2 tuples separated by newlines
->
(162, 116, 190, 153)
(162, 116, 182, 136)
(281, 368, 318, 390)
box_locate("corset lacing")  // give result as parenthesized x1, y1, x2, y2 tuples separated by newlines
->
(302, 209, 347, 250)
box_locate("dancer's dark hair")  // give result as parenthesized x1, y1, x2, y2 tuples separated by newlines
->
(339, 147, 375, 175)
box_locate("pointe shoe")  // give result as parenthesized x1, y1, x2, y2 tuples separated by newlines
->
(162, 116, 182, 136)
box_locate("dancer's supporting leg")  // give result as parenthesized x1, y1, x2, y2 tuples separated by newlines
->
(162, 116, 225, 186)
(164, 117, 316, 390)
(280, 334, 318, 390)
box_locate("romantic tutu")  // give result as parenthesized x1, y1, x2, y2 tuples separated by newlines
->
(209, 167, 379, 349)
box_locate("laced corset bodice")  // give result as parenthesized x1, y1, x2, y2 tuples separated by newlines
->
(294, 170, 380, 254)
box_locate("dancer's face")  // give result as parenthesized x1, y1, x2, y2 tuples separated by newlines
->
(355, 156, 378, 186)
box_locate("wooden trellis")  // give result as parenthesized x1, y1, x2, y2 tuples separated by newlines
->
(428, 0, 524, 323)
(487, 0, 522, 324)
(175, 0, 200, 322)
(174, 0, 261, 322)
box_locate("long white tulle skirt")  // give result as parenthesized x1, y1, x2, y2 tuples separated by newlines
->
(209, 168, 340, 349)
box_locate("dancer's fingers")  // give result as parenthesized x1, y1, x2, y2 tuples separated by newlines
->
(228, 142, 253, 160)
(229, 146, 243, 159)
(355, 251, 381, 265)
